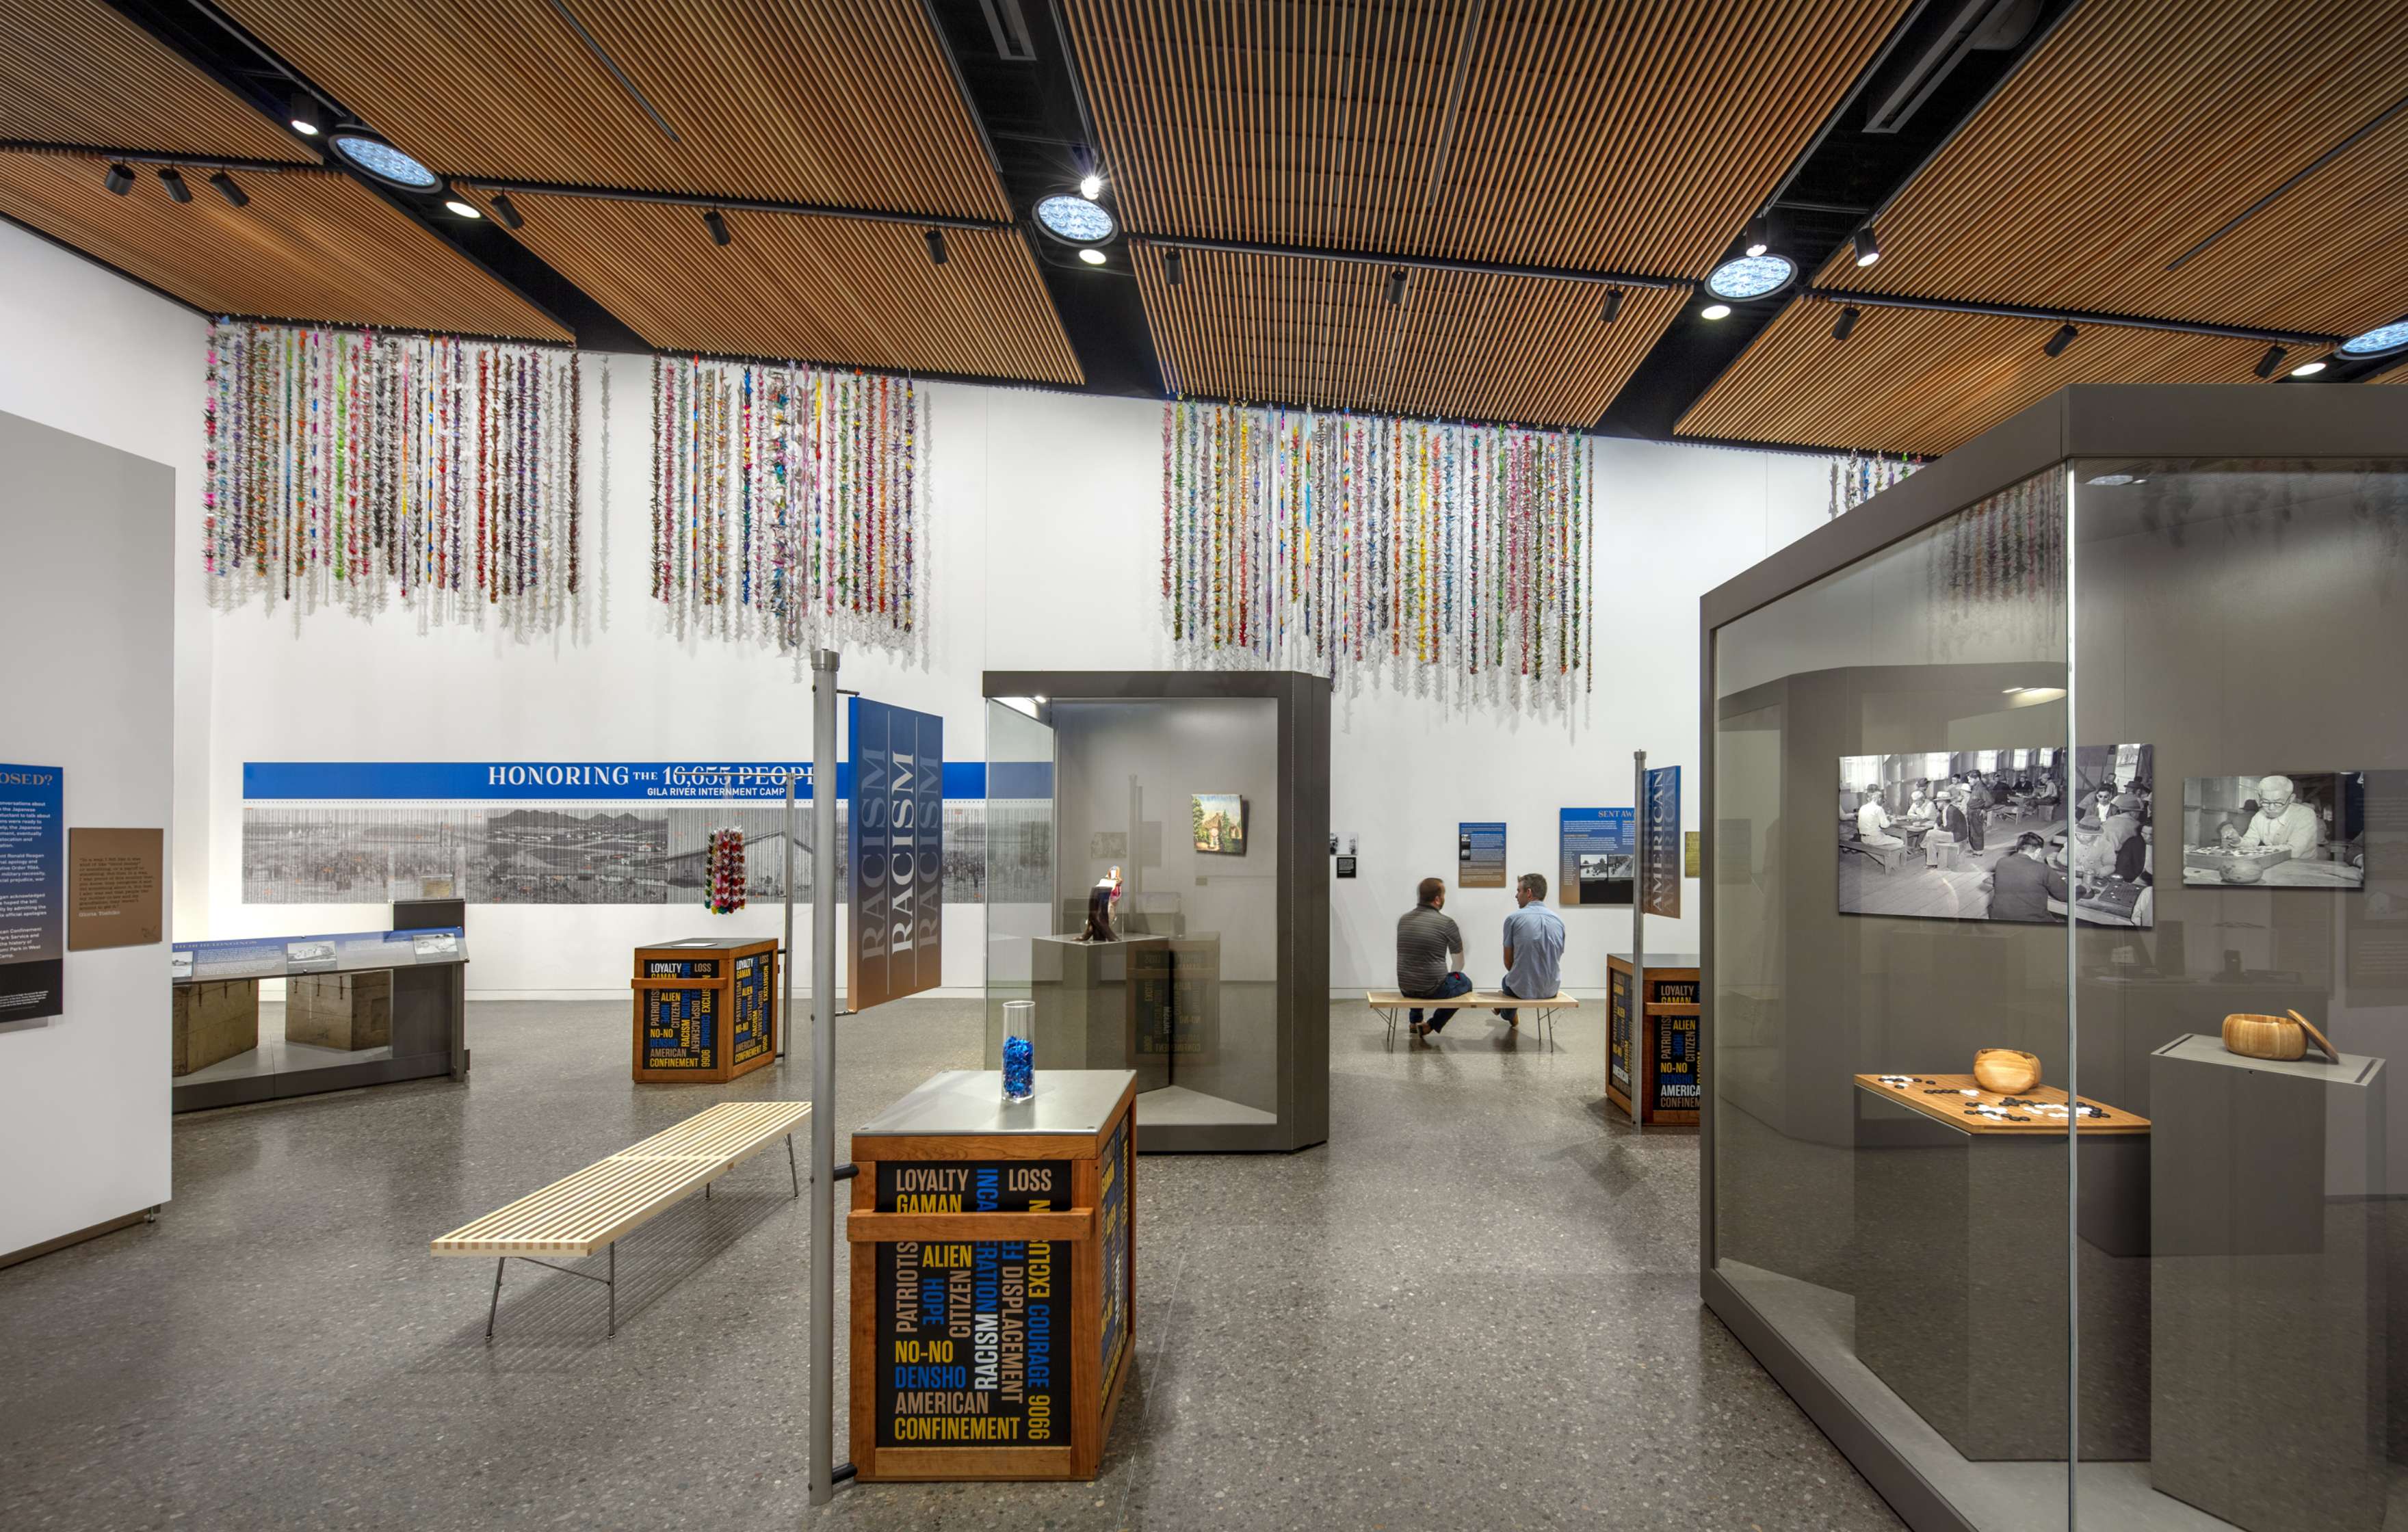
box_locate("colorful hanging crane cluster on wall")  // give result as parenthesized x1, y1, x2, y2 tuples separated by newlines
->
(1828, 450, 1922, 518)
(1160, 401, 1594, 706)
(202, 319, 583, 633)
(650, 358, 921, 653)
(704, 827, 748, 914)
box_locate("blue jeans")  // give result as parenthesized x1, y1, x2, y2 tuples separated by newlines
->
(1408, 971, 1474, 1031)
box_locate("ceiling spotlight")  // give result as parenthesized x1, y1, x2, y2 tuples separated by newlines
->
(1832, 305, 1861, 341)
(2253, 344, 2287, 379)
(2043, 322, 2079, 358)
(103, 162, 134, 196)
(703, 208, 731, 246)
(1078, 172, 1103, 200)
(1034, 193, 1114, 244)
(157, 167, 191, 204)
(2290, 360, 2327, 377)
(288, 92, 322, 136)
(1078, 247, 1107, 266)
(1852, 226, 1881, 267)
(1706, 253, 1796, 302)
(1742, 216, 1770, 258)
(488, 192, 523, 230)
(209, 171, 249, 208)
(1598, 287, 1622, 324)
(329, 131, 441, 190)
(1385, 268, 1407, 306)
(1164, 247, 1182, 287)
(2338, 318, 2408, 358)
(443, 197, 481, 219)
(1701, 302, 1732, 320)
(925, 227, 947, 265)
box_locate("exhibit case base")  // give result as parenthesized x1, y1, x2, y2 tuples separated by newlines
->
(846, 1069, 1137, 1481)
(630, 936, 778, 1085)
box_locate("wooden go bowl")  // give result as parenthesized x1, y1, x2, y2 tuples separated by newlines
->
(1972, 1048, 2043, 1094)
(2221, 1009, 2335, 1063)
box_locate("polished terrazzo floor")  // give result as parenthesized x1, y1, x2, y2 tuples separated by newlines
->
(0, 999, 1900, 1531)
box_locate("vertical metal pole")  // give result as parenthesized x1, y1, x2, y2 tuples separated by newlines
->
(809, 648, 841, 1506)
(1631, 749, 1646, 1137)
(2063, 468, 2080, 1526)
(780, 771, 795, 1059)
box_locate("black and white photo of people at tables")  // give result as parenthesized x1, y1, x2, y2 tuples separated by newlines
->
(1838, 744, 2154, 927)
(2181, 772, 2367, 889)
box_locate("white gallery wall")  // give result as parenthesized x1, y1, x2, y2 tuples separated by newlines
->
(195, 354, 1832, 995)
(0, 223, 194, 1254)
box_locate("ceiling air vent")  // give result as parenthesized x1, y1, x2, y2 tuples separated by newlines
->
(978, 0, 1038, 62)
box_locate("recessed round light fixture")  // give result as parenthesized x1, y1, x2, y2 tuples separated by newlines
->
(2290, 360, 2327, 377)
(329, 131, 441, 191)
(2338, 318, 2408, 358)
(1078, 172, 1103, 200)
(1701, 302, 1732, 321)
(1078, 247, 1107, 266)
(443, 198, 481, 219)
(1034, 192, 1115, 245)
(1705, 253, 1797, 302)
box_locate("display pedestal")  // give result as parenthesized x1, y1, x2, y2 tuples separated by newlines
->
(1851, 1075, 2149, 1460)
(1607, 953, 1700, 1125)
(1024, 936, 1171, 1089)
(848, 1068, 1137, 1481)
(2149, 1033, 2387, 1532)
(630, 937, 778, 1085)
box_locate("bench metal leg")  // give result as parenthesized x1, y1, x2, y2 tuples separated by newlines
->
(705, 1180, 711, 1201)
(607, 1243, 615, 1338)
(486, 1258, 505, 1343)
(787, 1133, 800, 1198)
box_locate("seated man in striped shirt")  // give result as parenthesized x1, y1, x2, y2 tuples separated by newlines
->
(1396, 876, 1471, 1044)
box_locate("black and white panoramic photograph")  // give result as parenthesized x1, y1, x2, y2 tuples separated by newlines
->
(1838, 744, 2154, 927)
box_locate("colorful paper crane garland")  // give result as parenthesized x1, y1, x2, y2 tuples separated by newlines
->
(651, 358, 921, 652)
(705, 827, 748, 914)
(202, 319, 583, 632)
(1827, 451, 1922, 518)
(1160, 401, 1594, 705)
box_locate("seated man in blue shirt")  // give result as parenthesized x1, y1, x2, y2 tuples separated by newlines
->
(1496, 872, 1567, 1027)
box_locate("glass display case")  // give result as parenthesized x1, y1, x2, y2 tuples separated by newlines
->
(1700, 385, 2408, 1532)
(982, 671, 1329, 1151)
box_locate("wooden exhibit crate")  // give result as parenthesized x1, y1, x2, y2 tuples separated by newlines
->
(172, 979, 258, 1076)
(1607, 953, 1701, 1126)
(848, 1069, 1138, 1482)
(285, 970, 392, 1051)
(630, 937, 778, 1085)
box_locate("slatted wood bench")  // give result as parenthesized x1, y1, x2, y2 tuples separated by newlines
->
(432, 1099, 809, 1340)
(1365, 989, 1579, 1049)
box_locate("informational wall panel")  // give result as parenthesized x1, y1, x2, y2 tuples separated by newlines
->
(0, 763, 64, 1023)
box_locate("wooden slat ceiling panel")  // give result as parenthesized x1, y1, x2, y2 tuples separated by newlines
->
(1135, 246, 1684, 425)
(0, 155, 570, 341)
(502, 194, 1078, 381)
(1676, 300, 2285, 456)
(1065, 0, 1913, 273)
(0, 0, 310, 161)
(1822, 0, 2408, 335)
(216, 0, 1007, 216)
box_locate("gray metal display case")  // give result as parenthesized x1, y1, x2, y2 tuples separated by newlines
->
(983, 671, 1330, 1152)
(2148, 1034, 2387, 1532)
(1698, 385, 2408, 1532)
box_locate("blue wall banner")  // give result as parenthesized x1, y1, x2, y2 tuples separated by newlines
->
(0, 763, 64, 1023)
(1643, 766, 1682, 918)
(1457, 821, 1507, 889)
(850, 699, 945, 1010)
(1559, 807, 1634, 907)
(244, 760, 987, 801)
